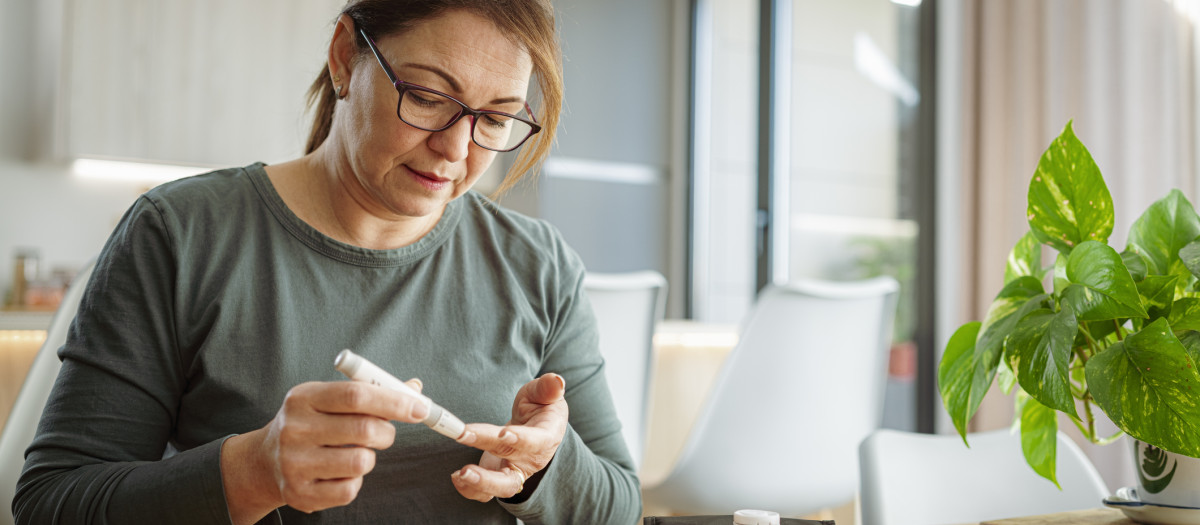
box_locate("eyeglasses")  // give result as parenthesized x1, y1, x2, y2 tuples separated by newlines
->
(359, 28, 541, 153)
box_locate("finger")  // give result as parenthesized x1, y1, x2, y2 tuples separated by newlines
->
(303, 381, 429, 423)
(315, 446, 378, 480)
(450, 464, 524, 502)
(406, 378, 423, 394)
(283, 476, 365, 513)
(315, 414, 397, 449)
(460, 423, 521, 456)
(466, 424, 561, 465)
(280, 445, 378, 482)
(524, 373, 566, 405)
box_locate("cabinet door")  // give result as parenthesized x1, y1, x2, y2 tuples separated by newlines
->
(62, 0, 343, 167)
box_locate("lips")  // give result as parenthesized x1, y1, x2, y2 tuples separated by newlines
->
(405, 165, 452, 191)
(407, 166, 449, 183)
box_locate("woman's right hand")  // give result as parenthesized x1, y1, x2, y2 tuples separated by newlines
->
(220, 380, 429, 524)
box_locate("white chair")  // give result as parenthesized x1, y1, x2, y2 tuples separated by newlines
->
(1, 258, 96, 525)
(642, 277, 899, 516)
(583, 271, 667, 469)
(858, 429, 1110, 525)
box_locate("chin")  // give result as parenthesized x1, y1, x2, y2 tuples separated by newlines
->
(389, 194, 449, 219)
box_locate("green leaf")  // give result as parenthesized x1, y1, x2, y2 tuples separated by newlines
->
(1007, 231, 1045, 284)
(1085, 318, 1200, 457)
(1127, 190, 1200, 277)
(1020, 396, 1061, 488)
(939, 322, 984, 442)
(1138, 275, 1180, 324)
(1178, 331, 1200, 367)
(1010, 308, 1080, 418)
(1061, 241, 1149, 321)
(1180, 240, 1200, 281)
(1027, 121, 1114, 255)
(977, 278, 1050, 381)
(1070, 358, 1087, 393)
(1123, 250, 1150, 283)
(939, 276, 1046, 443)
(997, 350, 1018, 395)
(1053, 253, 1070, 297)
(1168, 298, 1200, 332)
(1086, 319, 1120, 345)
(998, 345, 1017, 393)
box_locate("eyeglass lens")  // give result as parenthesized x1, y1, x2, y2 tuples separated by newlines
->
(399, 89, 534, 152)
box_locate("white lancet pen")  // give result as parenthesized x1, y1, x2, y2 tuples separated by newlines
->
(334, 349, 467, 441)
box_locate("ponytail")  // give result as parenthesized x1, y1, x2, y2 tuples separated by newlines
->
(305, 65, 338, 154)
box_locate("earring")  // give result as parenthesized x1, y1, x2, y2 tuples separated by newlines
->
(332, 74, 345, 99)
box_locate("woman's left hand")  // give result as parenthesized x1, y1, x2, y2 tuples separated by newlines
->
(451, 373, 568, 502)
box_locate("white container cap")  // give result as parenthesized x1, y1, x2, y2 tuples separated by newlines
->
(734, 509, 780, 525)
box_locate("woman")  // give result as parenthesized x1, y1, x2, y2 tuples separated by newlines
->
(13, 1, 641, 523)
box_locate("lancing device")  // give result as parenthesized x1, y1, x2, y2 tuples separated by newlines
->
(334, 349, 466, 441)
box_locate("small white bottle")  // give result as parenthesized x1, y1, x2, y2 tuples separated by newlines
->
(733, 509, 780, 525)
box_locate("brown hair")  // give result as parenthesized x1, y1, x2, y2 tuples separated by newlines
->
(304, 0, 563, 197)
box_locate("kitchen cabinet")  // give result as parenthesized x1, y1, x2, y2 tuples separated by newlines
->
(61, 0, 343, 167)
(0, 326, 48, 434)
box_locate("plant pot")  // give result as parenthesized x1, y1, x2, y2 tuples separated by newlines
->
(1133, 439, 1200, 507)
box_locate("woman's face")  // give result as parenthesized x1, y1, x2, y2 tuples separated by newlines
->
(333, 10, 533, 220)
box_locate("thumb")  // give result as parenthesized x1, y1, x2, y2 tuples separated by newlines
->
(527, 373, 566, 405)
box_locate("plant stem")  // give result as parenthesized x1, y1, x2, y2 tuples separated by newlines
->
(1097, 429, 1125, 446)
(1069, 414, 1093, 441)
(1073, 342, 1091, 366)
(1113, 319, 1124, 341)
(1080, 328, 1099, 359)
(1082, 390, 1097, 443)
(1070, 342, 1099, 442)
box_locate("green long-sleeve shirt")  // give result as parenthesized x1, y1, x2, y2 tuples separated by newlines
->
(14, 163, 641, 524)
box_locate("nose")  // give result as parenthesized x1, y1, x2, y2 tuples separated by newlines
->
(426, 114, 473, 163)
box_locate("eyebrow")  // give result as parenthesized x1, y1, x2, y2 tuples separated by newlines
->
(398, 62, 526, 106)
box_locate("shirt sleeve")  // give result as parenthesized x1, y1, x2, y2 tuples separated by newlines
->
(13, 197, 240, 525)
(498, 234, 643, 524)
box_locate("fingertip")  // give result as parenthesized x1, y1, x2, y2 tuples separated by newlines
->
(535, 373, 566, 400)
(409, 400, 429, 421)
(462, 467, 480, 483)
(406, 377, 423, 393)
(499, 428, 519, 445)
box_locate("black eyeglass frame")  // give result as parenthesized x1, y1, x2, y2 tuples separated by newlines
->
(358, 28, 542, 153)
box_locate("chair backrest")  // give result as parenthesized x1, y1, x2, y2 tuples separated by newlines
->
(645, 277, 899, 516)
(1, 258, 96, 525)
(858, 429, 1110, 525)
(582, 271, 667, 469)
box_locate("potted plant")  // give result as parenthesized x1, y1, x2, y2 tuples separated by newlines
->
(938, 121, 1200, 496)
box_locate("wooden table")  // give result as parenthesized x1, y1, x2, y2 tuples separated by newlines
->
(973, 508, 1132, 524)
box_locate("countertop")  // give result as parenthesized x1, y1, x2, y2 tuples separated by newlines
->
(0, 309, 55, 331)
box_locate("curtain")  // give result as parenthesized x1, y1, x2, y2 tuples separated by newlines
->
(956, 0, 1197, 490)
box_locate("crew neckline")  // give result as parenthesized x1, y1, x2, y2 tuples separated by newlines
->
(245, 162, 462, 268)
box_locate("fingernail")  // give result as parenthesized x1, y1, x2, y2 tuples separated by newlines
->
(458, 431, 476, 444)
(409, 378, 423, 391)
(554, 374, 565, 389)
(410, 402, 429, 420)
(500, 429, 518, 444)
(463, 469, 480, 483)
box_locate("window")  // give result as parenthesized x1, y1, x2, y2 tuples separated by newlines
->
(691, 0, 935, 431)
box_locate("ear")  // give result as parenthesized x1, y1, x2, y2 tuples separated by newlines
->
(328, 14, 357, 90)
